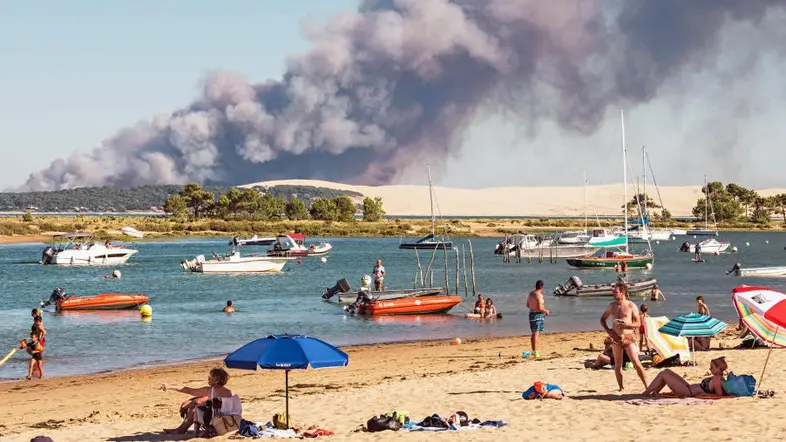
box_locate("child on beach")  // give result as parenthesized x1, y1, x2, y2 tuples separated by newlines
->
(474, 295, 485, 317)
(25, 330, 44, 380)
(639, 304, 649, 351)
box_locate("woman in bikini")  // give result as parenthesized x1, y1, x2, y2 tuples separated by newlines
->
(161, 367, 234, 435)
(642, 356, 728, 397)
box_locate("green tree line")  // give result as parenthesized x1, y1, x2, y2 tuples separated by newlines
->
(691, 181, 786, 224)
(164, 183, 385, 222)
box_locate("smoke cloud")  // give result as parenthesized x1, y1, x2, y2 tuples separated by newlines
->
(20, 0, 786, 190)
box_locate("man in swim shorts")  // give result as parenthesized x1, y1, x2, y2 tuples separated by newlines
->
(526, 280, 549, 358)
(600, 282, 648, 391)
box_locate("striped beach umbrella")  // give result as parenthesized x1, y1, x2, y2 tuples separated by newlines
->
(645, 316, 691, 361)
(658, 313, 728, 338)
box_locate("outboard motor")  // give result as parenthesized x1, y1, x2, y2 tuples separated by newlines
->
(322, 278, 351, 300)
(42, 287, 67, 308)
(229, 236, 239, 246)
(569, 275, 583, 289)
(726, 262, 742, 276)
(679, 241, 691, 252)
(40, 247, 56, 265)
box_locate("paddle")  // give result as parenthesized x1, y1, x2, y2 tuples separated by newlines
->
(0, 348, 18, 367)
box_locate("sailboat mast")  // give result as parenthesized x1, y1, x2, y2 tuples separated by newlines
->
(621, 110, 629, 254)
(642, 146, 647, 225)
(704, 174, 709, 230)
(584, 170, 589, 235)
(427, 164, 435, 237)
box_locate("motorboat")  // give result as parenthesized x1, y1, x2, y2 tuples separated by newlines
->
(687, 228, 719, 236)
(120, 226, 144, 239)
(40, 233, 138, 266)
(553, 275, 658, 297)
(556, 230, 590, 245)
(494, 234, 601, 259)
(678, 239, 731, 254)
(587, 229, 626, 247)
(229, 235, 276, 246)
(355, 295, 463, 316)
(267, 234, 332, 257)
(726, 263, 786, 278)
(42, 287, 148, 311)
(321, 278, 443, 304)
(669, 229, 688, 236)
(181, 251, 291, 273)
(494, 233, 540, 254)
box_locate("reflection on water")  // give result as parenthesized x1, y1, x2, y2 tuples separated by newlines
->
(1, 232, 786, 378)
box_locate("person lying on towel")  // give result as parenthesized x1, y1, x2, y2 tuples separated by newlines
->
(523, 382, 564, 400)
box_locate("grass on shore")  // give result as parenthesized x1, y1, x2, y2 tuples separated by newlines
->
(0, 215, 784, 241)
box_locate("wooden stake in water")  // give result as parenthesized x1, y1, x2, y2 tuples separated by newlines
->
(442, 245, 450, 294)
(468, 239, 477, 297)
(462, 245, 469, 298)
(454, 247, 459, 295)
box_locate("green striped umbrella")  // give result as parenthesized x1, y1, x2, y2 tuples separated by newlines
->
(658, 313, 728, 338)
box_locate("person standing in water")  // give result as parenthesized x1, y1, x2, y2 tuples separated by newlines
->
(694, 242, 703, 261)
(527, 280, 550, 358)
(650, 284, 666, 301)
(600, 282, 648, 391)
(372, 259, 386, 292)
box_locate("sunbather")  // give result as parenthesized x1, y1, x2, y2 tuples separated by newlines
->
(161, 367, 234, 435)
(642, 356, 728, 397)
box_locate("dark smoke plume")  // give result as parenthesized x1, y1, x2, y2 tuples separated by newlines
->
(20, 0, 786, 190)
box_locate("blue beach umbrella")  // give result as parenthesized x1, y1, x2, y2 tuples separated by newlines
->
(224, 334, 348, 428)
(658, 313, 727, 363)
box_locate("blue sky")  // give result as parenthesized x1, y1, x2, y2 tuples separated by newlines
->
(0, 1, 358, 189)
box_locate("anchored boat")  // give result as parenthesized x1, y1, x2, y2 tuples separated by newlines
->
(554, 275, 658, 297)
(42, 288, 148, 311)
(357, 295, 463, 316)
(40, 233, 138, 266)
(727, 263, 786, 278)
(267, 234, 332, 257)
(321, 278, 443, 304)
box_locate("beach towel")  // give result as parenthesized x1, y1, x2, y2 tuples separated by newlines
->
(624, 397, 715, 406)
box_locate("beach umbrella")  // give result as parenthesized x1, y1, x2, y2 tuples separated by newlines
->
(732, 286, 786, 394)
(224, 334, 348, 429)
(644, 316, 691, 361)
(658, 313, 727, 364)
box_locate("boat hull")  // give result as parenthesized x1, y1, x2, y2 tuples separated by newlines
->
(57, 294, 149, 311)
(268, 243, 332, 257)
(566, 255, 654, 269)
(399, 241, 453, 250)
(735, 267, 786, 277)
(687, 229, 719, 236)
(554, 278, 658, 297)
(334, 288, 444, 304)
(358, 295, 462, 316)
(51, 249, 138, 266)
(503, 245, 601, 259)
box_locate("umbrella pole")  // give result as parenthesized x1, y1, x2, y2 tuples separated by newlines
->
(285, 370, 290, 429)
(756, 326, 779, 396)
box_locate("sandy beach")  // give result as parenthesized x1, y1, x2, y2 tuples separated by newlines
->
(3, 329, 781, 442)
(245, 179, 786, 218)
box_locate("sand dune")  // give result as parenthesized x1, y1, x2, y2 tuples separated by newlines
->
(243, 179, 786, 217)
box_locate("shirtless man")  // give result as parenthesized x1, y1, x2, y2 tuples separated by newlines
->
(526, 280, 550, 358)
(600, 282, 647, 390)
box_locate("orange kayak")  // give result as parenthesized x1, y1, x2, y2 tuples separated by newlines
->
(56, 293, 149, 311)
(358, 295, 462, 316)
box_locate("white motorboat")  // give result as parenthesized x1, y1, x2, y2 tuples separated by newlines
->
(727, 263, 786, 277)
(495, 234, 601, 258)
(267, 233, 333, 257)
(40, 233, 138, 266)
(181, 251, 291, 273)
(679, 238, 731, 254)
(627, 228, 675, 243)
(556, 230, 591, 245)
(669, 229, 688, 236)
(587, 228, 626, 247)
(229, 235, 277, 246)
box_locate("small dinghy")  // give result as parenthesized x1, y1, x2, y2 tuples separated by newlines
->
(727, 263, 786, 278)
(321, 278, 443, 304)
(120, 226, 144, 239)
(42, 287, 149, 311)
(553, 275, 658, 297)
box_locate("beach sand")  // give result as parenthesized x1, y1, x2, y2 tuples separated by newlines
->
(2, 329, 781, 441)
(245, 179, 786, 218)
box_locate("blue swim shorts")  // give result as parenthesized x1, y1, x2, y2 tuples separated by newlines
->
(529, 312, 545, 333)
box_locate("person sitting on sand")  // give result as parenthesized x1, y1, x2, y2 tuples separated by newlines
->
(161, 367, 234, 435)
(484, 298, 497, 318)
(585, 337, 633, 369)
(642, 356, 728, 397)
(223, 301, 235, 313)
(474, 294, 485, 316)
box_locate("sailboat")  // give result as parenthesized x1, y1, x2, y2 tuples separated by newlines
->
(566, 110, 654, 269)
(559, 173, 624, 248)
(627, 146, 675, 243)
(399, 165, 454, 250)
(686, 175, 720, 236)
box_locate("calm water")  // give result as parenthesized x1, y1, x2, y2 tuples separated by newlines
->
(1, 232, 785, 379)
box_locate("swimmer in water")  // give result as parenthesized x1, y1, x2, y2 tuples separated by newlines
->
(223, 300, 235, 313)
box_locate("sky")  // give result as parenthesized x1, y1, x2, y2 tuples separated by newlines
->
(3, 1, 786, 191)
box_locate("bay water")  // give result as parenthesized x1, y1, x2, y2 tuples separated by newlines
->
(1, 231, 785, 379)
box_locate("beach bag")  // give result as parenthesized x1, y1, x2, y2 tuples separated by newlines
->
(366, 415, 402, 432)
(273, 412, 291, 429)
(212, 414, 242, 435)
(722, 372, 757, 397)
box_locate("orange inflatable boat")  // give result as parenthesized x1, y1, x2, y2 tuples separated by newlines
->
(43, 288, 148, 311)
(358, 295, 462, 316)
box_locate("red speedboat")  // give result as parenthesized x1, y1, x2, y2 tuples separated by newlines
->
(358, 295, 462, 316)
(43, 288, 149, 311)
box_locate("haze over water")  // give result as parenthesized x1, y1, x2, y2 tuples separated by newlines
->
(1, 231, 785, 379)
